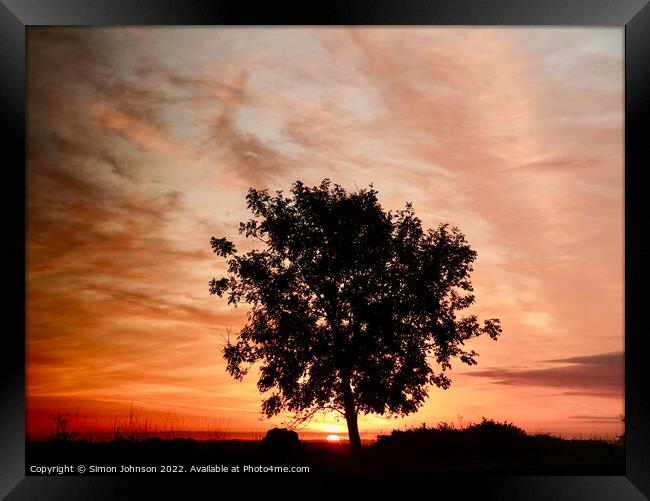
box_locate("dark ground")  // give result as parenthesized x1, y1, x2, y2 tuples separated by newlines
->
(26, 420, 624, 477)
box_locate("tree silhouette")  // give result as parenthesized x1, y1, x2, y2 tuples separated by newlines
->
(209, 179, 501, 451)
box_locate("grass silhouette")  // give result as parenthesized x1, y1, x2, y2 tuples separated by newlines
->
(27, 416, 623, 476)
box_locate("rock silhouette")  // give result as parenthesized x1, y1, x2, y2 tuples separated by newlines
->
(262, 428, 301, 453)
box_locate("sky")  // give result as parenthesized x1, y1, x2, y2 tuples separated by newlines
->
(26, 27, 624, 440)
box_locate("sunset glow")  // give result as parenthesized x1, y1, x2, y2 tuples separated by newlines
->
(27, 27, 623, 440)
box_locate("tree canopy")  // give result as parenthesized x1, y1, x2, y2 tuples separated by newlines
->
(209, 179, 501, 450)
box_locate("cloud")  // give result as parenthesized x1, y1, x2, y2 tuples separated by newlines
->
(545, 352, 623, 366)
(569, 415, 623, 422)
(26, 27, 624, 435)
(466, 351, 623, 396)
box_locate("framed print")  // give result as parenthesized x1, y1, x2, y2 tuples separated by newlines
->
(1, 1, 649, 499)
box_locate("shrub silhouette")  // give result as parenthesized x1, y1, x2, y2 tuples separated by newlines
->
(370, 418, 627, 471)
(50, 411, 78, 442)
(262, 428, 301, 457)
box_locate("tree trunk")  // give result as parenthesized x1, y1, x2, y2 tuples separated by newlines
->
(344, 404, 362, 452)
(341, 374, 362, 452)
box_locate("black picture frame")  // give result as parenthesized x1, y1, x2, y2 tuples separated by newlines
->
(2, 1, 649, 499)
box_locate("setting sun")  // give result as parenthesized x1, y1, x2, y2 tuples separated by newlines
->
(326, 435, 341, 442)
